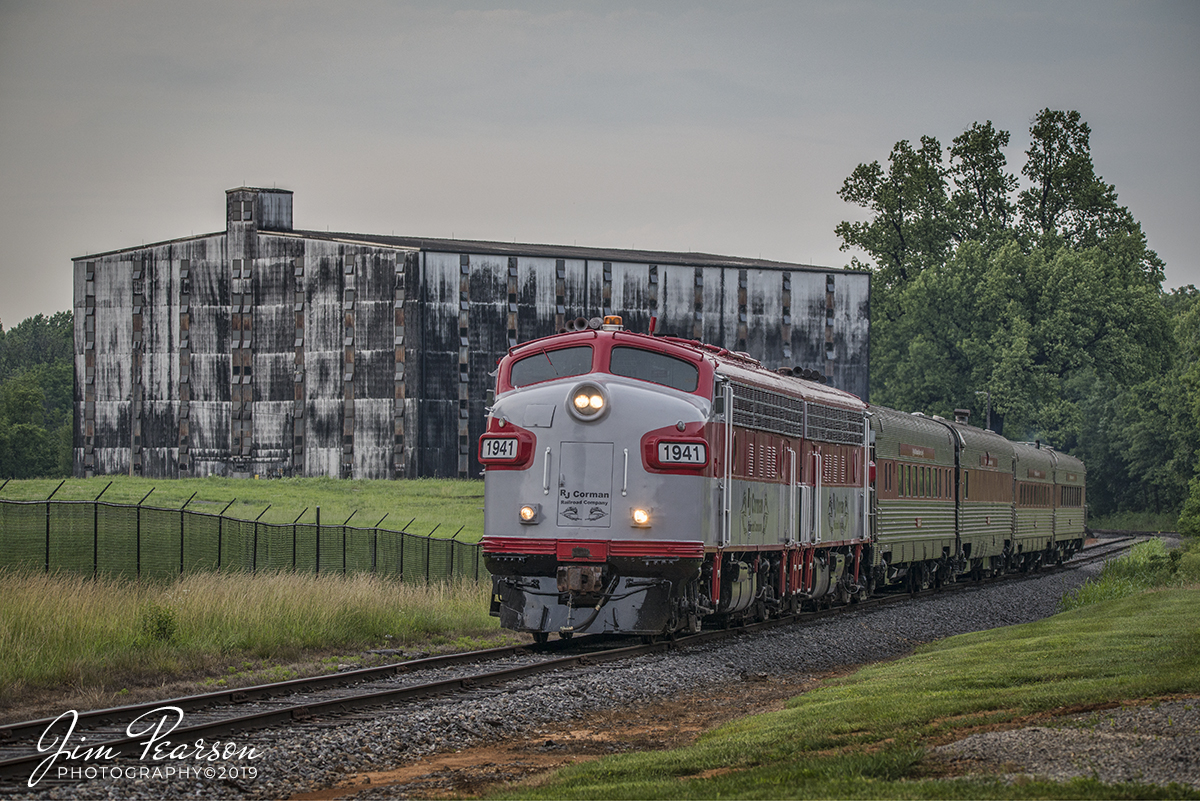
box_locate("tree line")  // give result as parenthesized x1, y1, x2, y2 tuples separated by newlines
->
(0, 311, 74, 479)
(837, 108, 1200, 532)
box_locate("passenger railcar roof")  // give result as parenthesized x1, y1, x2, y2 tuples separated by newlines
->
(869, 407, 956, 465)
(1013, 442, 1056, 481)
(1050, 449, 1086, 483)
(943, 420, 1016, 469)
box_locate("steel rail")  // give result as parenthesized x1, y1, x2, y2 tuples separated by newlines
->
(0, 641, 582, 747)
(0, 641, 650, 783)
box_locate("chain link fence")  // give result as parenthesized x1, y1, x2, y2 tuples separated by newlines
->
(0, 498, 482, 582)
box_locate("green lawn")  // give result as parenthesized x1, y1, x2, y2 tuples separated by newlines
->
(0, 476, 485, 540)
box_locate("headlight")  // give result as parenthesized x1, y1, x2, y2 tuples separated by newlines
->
(519, 504, 540, 524)
(567, 383, 608, 421)
(632, 508, 651, 527)
(573, 391, 603, 412)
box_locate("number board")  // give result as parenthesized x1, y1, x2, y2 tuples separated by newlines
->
(482, 438, 518, 460)
(657, 441, 707, 465)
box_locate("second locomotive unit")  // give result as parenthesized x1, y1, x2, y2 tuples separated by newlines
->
(479, 316, 1085, 641)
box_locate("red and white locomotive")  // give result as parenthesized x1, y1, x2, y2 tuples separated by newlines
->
(479, 317, 1085, 641)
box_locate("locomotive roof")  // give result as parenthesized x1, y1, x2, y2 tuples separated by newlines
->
(506, 328, 866, 410)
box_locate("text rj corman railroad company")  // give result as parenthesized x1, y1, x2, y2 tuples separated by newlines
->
(29, 707, 263, 788)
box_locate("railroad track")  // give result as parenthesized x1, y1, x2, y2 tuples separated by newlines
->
(0, 534, 1143, 789)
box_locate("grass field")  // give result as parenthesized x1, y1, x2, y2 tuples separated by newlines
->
(0, 568, 510, 711)
(0, 476, 485, 540)
(0, 476, 488, 715)
(1060, 537, 1200, 611)
(492, 538, 1200, 800)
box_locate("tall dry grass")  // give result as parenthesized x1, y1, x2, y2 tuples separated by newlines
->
(0, 569, 499, 704)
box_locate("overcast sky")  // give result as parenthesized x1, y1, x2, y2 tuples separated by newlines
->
(1, 1, 1196, 328)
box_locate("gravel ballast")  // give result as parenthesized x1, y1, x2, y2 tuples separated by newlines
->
(935, 698, 1200, 791)
(8, 551, 1189, 799)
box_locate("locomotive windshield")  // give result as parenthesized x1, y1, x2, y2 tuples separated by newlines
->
(510, 345, 593, 387)
(609, 346, 699, 392)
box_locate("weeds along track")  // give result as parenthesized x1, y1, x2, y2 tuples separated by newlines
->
(0, 535, 1140, 788)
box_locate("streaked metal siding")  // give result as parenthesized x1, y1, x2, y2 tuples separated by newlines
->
(73, 189, 870, 480)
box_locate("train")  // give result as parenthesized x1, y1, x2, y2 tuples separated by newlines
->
(479, 316, 1086, 642)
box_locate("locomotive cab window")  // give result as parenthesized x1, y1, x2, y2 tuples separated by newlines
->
(609, 347, 699, 392)
(510, 346, 593, 387)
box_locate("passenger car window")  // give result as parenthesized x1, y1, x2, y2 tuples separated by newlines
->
(609, 347, 699, 392)
(510, 346, 593, 387)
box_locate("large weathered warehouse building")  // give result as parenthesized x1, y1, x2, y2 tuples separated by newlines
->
(74, 187, 870, 480)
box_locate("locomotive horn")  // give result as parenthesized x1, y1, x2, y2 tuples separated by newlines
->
(573, 317, 589, 331)
(588, 317, 603, 330)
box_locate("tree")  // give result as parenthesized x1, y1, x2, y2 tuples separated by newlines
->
(834, 136, 954, 296)
(1180, 477, 1200, 536)
(836, 110, 1194, 521)
(0, 312, 75, 478)
(1018, 108, 1163, 282)
(0, 311, 73, 380)
(948, 120, 1018, 245)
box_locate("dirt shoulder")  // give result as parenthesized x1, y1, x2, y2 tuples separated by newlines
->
(288, 680, 1199, 800)
(288, 671, 828, 800)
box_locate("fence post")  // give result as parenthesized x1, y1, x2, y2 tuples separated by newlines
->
(218, 498, 236, 571)
(373, 514, 388, 575)
(135, 488, 155, 578)
(180, 492, 196, 576)
(315, 506, 320, 574)
(399, 518, 414, 582)
(93, 481, 111, 577)
(342, 510, 356, 576)
(253, 505, 271, 573)
(44, 480, 66, 574)
(449, 526, 463, 579)
(292, 507, 307, 572)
